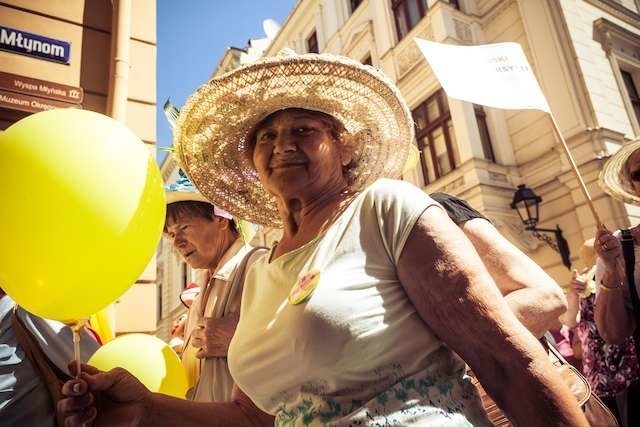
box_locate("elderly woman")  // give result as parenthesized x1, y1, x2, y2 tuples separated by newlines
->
(594, 139, 640, 427)
(59, 52, 585, 426)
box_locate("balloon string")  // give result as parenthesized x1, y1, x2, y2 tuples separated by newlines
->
(68, 320, 87, 378)
(72, 328, 81, 379)
(69, 320, 87, 427)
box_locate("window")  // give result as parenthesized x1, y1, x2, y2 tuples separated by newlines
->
(474, 104, 495, 162)
(621, 69, 640, 125)
(362, 54, 372, 66)
(412, 89, 460, 184)
(392, 0, 428, 41)
(307, 31, 319, 54)
(350, 0, 363, 13)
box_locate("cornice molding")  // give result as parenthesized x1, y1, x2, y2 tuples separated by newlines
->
(583, 0, 640, 30)
(593, 17, 640, 59)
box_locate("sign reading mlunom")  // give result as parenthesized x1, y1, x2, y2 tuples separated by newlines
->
(0, 26, 71, 64)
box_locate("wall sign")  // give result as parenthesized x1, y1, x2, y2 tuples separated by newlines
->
(0, 25, 71, 64)
(0, 89, 80, 113)
(0, 71, 83, 103)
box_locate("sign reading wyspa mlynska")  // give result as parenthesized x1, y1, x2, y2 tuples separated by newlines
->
(0, 26, 70, 64)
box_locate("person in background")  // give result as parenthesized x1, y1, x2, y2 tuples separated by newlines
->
(593, 139, 640, 427)
(168, 283, 201, 354)
(560, 238, 638, 425)
(168, 313, 188, 354)
(0, 287, 99, 427)
(163, 170, 265, 402)
(431, 193, 566, 339)
(59, 51, 587, 426)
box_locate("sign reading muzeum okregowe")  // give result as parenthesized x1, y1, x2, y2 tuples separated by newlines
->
(0, 25, 71, 64)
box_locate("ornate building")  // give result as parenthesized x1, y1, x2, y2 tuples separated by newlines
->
(257, 0, 640, 282)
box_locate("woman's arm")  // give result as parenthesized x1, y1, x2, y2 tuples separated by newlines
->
(558, 270, 582, 328)
(460, 218, 566, 337)
(397, 205, 587, 426)
(146, 384, 273, 427)
(593, 226, 636, 343)
(58, 365, 274, 427)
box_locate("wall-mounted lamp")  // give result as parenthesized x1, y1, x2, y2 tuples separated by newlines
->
(510, 184, 571, 269)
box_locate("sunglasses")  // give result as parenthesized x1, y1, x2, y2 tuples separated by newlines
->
(632, 170, 640, 181)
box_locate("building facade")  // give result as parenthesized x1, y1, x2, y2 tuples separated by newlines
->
(257, 0, 640, 283)
(0, 0, 158, 334)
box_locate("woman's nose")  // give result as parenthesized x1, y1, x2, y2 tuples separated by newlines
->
(273, 131, 297, 154)
(173, 233, 187, 247)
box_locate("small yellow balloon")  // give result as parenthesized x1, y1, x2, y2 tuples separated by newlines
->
(402, 144, 420, 174)
(88, 334, 188, 398)
(0, 109, 165, 321)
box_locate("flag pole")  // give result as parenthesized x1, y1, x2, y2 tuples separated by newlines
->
(547, 113, 601, 225)
(547, 114, 628, 277)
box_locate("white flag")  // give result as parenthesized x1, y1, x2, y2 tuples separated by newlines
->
(414, 38, 550, 112)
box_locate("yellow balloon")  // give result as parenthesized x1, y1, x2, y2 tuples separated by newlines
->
(90, 307, 115, 343)
(88, 333, 188, 398)
(402, 144, 420, 174)
(0, 109, 165, 322)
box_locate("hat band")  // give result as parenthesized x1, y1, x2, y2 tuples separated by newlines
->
(214, 206, 232, 220)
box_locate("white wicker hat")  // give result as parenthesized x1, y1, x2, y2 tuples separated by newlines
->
(598, 138, 640, 205)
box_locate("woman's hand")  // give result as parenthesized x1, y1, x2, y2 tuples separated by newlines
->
(58, 362, 152, 427)
(594, 226, 621, 270)
(192, 312, 239, 358)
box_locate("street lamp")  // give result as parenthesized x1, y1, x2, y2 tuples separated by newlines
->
(510, 184, 571, 269)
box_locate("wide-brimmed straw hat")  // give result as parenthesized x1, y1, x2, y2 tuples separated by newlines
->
(173, 51, 414, 227)
(598, 138, 640, 205)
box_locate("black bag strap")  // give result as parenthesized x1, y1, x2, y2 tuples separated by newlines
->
(620, 229, 640, 355)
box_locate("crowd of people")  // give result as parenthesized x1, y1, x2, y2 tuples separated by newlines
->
(2, 50, 640, 426)
(553, 141, 640, 427)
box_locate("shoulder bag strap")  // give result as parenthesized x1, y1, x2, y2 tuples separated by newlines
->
(11, 309, 69, 427)
(223, 246, 268, 316)
(620, 229, 640, 355)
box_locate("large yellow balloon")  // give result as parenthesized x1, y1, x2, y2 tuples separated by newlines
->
(88, 333, 188, 398)
(0, 109, 165, 322)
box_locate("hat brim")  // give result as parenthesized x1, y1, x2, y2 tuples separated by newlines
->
(165, 190, 210, 205)
(174, 53, 414, 227)
(598, 138, 640, 206)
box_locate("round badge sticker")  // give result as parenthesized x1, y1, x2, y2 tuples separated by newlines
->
(288, 269, 320, 305)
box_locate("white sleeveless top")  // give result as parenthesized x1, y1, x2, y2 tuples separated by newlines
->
(228, 179, 489, 426)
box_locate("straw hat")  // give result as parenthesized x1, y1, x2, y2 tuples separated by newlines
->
(598, 138, 640, 205)
(173, 51, 414, 227)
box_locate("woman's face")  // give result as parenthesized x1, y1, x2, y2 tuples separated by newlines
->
(627, 152, 640, 196)
(164, 212, 229, 270)
(251, 109, 351, 200)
